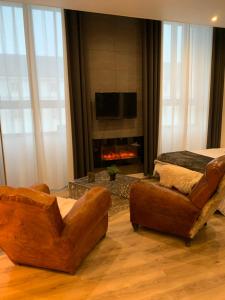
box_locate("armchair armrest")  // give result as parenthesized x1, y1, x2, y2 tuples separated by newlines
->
(30, 183, 50, 194)
(62, 187, 111, 244)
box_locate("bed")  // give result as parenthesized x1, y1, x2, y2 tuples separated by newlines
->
(193, 148, 225, 159)
(154, 148, 225, 215)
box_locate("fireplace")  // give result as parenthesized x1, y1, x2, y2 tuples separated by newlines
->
(93, 136, 144, 169)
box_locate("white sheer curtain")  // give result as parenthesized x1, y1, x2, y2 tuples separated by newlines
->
(0, 3, 72, 189)
(0, 4, 38, 186)
(158, 22, 213, 154)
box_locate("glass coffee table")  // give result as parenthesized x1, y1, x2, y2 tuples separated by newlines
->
(68, 171, 140, 215)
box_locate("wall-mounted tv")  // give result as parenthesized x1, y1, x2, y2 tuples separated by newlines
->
(95, 92, 137, 120)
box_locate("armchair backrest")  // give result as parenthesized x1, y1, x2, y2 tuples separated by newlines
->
(0, 187, 64, 246)
(189, 155, 225, 209)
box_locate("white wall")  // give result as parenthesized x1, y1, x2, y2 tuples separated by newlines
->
(83, 13, 143, 139)
(12, 0, 225, 28)
(0, 128, 6, 185)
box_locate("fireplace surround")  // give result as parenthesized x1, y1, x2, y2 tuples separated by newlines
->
(93, 136, 144, 168)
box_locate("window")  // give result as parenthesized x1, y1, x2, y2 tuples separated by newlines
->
(159, 22, 213, 153)
(0, 3, 71, 189)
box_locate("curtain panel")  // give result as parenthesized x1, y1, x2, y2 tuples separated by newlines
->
(207, 27, 225, 148)
(142, 20, 162, 176)
(0, 4, 71, 189)
(64, 10, 94, 178)
(158, 22, 213, 154)
(0, 123, 6, 185)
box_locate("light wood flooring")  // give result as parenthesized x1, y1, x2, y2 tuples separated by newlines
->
(1, 210, 225, 299)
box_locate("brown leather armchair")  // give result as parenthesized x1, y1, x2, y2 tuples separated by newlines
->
(0, 184, 111, 273)
(129, 155, 225, 244)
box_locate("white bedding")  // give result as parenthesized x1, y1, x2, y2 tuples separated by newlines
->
(193, 148, 225, 158)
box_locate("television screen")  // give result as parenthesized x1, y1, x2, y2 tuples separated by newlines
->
(95, 92, 137, 120)
(95, 93, 120, 119)
(122, 93, 137, 118)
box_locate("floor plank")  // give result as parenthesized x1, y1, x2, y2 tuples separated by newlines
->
(1, 211, 225, 299)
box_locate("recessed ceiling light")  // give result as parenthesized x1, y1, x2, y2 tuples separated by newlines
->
(211, 16, 218, 22)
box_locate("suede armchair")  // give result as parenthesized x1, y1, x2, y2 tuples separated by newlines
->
(129, 155, 225, 244)
(0, 184, 111, 273)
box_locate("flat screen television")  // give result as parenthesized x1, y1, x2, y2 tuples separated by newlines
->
(95, 92, 137, 120)
(122, 93, 137, 118)
(95, 93, 120, 119)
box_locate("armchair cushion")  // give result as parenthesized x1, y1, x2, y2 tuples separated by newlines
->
(57, 197, 76, 217)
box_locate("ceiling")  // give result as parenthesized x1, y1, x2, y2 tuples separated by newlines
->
(9, 0, 225, 28)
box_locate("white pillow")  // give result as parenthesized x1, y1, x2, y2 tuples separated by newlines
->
(154, 162, 203, 194)
(57, 197, 77, 218)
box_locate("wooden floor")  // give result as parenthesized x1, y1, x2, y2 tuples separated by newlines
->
(1, 210, 225, 299)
